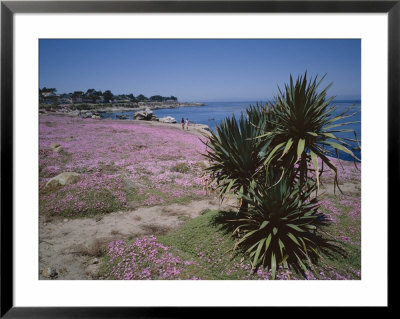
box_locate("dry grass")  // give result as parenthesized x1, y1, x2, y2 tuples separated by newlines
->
(110, 229, 123, 236)
(140, 224, 172, 236)
(86, 238, 110, 257)
(66, 237, 115, 257)
(161, 207, 184, 216)
(42, 215, 55, 224)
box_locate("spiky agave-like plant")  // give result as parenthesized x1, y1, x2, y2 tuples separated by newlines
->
(260, 72, 360, 193)
(203, 112, 268, 209)
(233, 178, 341, 279)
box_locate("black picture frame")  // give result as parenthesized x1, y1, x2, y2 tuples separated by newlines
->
(1, 0, 395, 317)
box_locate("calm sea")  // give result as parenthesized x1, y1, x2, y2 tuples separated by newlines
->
(100, 100, 361, 161)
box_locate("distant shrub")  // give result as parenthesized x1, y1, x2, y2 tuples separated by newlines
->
(171, 162, 190, 173)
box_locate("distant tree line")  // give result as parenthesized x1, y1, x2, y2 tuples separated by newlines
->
(39, 87, 178, 104)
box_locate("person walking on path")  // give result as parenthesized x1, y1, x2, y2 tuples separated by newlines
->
(181, 117, 185, 130)
(185, 118, 189, 130)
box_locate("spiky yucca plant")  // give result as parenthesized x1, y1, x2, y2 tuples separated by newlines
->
(261, 72, 360, 192)
(233, 178, 338, 278)
(203, 112, 270, 209)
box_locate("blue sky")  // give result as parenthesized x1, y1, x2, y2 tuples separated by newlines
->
(39, 39, 361, 102)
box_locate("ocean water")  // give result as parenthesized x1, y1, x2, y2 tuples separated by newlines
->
(100, 100, 361, 161)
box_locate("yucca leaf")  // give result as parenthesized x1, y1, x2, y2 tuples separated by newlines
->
(324, 121, 360, 130)
(287, 224, 305, 232)
(253, 238, 266, 266)
(324, 140, 359, 160)
(287, 232, 301, 246)
(319, 132, 336, 139)
(281, 254, 289, 265)
(294, 252, 308, 272)
(298, 237, 308, 253)
(278, 239, 285, 257)
(225, 179, 236, 195)
(265, 233, 272, 251)
(263, 142, 285, 168)
(246, 240, 262, 254)
(310, 150, 320, 191)
(297, 138, 305, 157)
(236, 229, 259, 245)
(305, 225, 317, 230)
(259, 221, 270, 230)
(271, 253, 277, 279)
(281, 138, 294, 157)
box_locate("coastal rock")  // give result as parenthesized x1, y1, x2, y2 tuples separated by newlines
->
(196, 124, 212, 133)
(81, 112, 93, 119)
(134, 109, 158, 121)
(85, 264, 100, 279)
(159, 116, 177, 124)
(42, 267, 58, 278)
(68, 110, 80, 117)
(51, 143, 63, 153)
(116, 114, 128, 120)
(92, 115, 101, 119)
(45, 172, 81, 188)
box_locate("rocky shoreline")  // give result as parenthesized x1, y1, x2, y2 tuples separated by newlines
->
(97, 102, 204, 113)
(40, 101, 205, 115)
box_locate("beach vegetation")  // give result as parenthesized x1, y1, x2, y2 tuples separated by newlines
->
(103, 208, 360, 280)
(203, 112, 266, 210)
(233, 178, 343, 277)
(203, 72, 360, 278)
(259, 72, 360, 193)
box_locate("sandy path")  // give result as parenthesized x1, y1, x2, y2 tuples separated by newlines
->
(111, 118, 212, 137)
(39, 197, 235, 280)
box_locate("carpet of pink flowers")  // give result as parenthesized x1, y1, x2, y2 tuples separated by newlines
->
(39, 115, 209, 216)
(107, 236, 201, 280)
(104, 159, 361, 280)
(106, 214, 361, 280)
(39, 115, 361, 279)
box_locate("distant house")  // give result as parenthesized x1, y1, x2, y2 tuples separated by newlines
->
(96, 96, 105, 104)
(42, 92, 58, 98)
(72, 96, 83, 103)
(59, 98, 73, 104)
(41, 92, 60, 105)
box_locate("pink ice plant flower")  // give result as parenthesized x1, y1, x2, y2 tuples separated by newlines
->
(39, 115, 210, 214)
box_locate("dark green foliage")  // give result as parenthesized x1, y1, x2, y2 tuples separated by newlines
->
(203, 112, 268, 207)
(234, 178, 342, 278)
(262, 72, 360, 192)
(103, 90, 114, 102)
(204, 72, 360, 279)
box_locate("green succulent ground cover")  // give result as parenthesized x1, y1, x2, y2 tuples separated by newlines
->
(102, 202, 360, 280)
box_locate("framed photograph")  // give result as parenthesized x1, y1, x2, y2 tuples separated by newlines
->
(1, 0, 395, 316)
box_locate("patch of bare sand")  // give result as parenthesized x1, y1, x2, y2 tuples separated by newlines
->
(101, 117, 211, 137)
(320, 181, 361, 197)
(39, 197, 235, 280)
